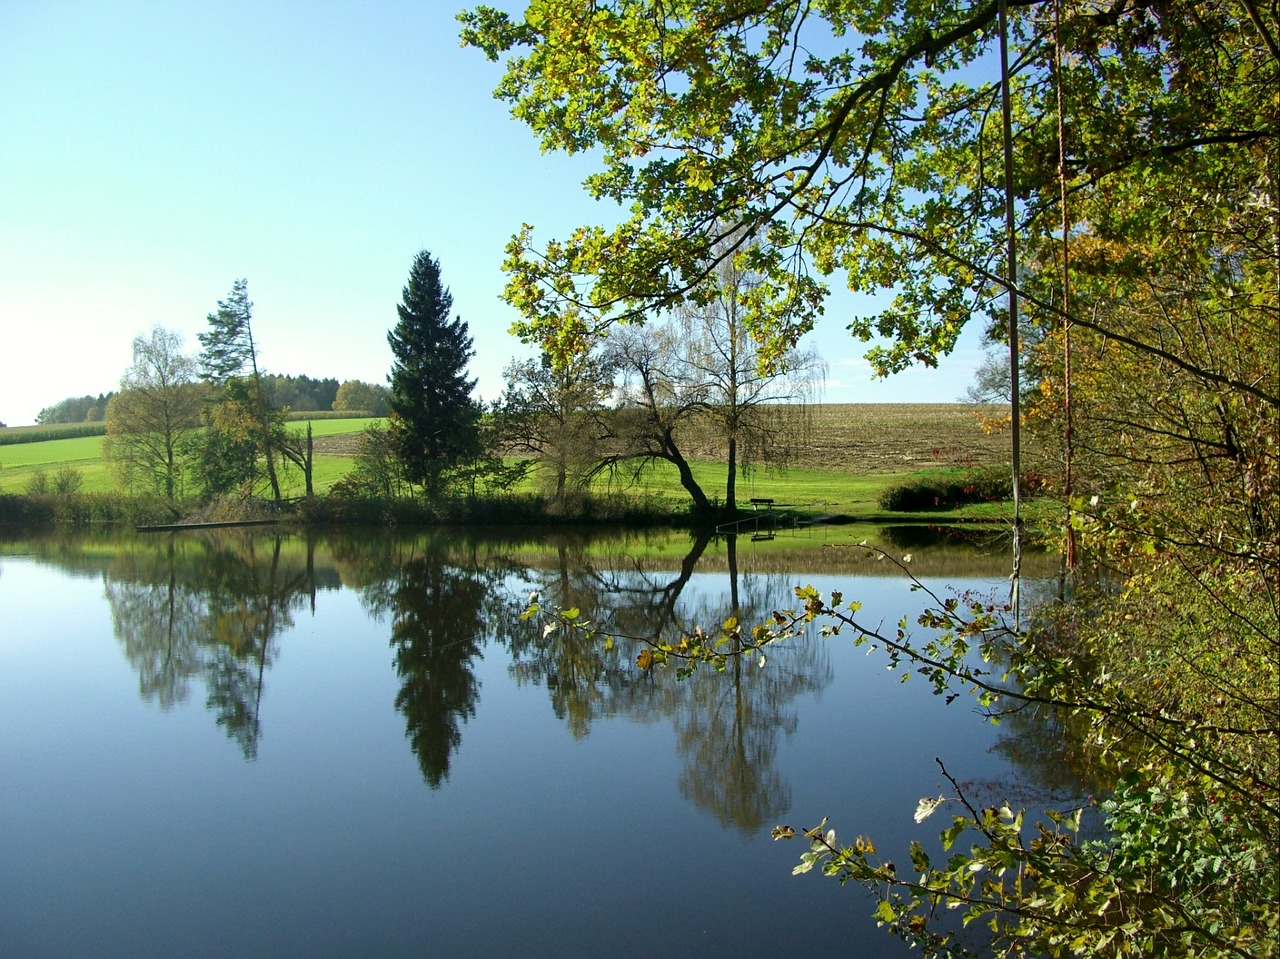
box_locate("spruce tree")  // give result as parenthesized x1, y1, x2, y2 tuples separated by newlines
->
(387, 250, 481, 492)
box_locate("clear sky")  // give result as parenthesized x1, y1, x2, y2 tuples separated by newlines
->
(0, 0, 985, 427)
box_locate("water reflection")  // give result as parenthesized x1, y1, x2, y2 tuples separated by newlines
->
(80, 524, 841, 824)
(507, 530, 831, 833)
(0, 525, 1086, 959)
(386, 556, 486, 788)
(7, 526, 1056, 816)
(105, 533, 316, 758)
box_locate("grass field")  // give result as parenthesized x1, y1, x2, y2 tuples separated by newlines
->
(0, 418, 381, 496)
(0, 405, 1020, 518)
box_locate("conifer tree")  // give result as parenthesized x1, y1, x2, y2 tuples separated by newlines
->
(196, 279, 283, 501)
(387, 250, 481, 493)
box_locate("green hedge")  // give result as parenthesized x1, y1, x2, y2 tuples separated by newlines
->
(877, 469, 1013, 511)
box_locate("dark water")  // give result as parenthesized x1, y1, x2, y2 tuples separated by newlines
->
(0, 526, 1072, 959)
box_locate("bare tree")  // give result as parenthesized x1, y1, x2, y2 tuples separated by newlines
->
(602, 244, 824, 514)
(676, 246, 824, 510)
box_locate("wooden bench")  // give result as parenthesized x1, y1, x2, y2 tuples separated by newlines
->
(749, 497, 775, 510)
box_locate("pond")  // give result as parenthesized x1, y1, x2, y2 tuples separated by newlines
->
(0, 524, 1076, 959)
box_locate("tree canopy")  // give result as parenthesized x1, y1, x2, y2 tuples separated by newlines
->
(196, 279, 286, 500)
(461, 0, 1277, 388)
(465, 2, 1279, 955)
(104, 326, 203, 499)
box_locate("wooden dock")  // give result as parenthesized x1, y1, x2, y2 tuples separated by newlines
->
(137, 518, 283, 532)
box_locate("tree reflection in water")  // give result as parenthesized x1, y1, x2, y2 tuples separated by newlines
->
(98, 526, 834, 823)
(386, 557, 486, 788)
(508, 530, 832, 833)
(342, 531, 526, 789)
(106, 532, 315, 759)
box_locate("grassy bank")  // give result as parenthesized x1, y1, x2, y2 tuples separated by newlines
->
(0, 405, 1029, 527)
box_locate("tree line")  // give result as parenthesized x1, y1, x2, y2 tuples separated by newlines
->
(103, 281, 391, 502)
(103, 245, 821, 515)
(35, 373, 379, 426)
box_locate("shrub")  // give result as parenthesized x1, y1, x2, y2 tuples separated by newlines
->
(52, 467, 84, 496)
(25, 470, 50, 496)
(877, 468, 1024, 511)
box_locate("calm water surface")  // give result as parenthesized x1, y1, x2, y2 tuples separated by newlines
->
(0, 526, 1071, 959)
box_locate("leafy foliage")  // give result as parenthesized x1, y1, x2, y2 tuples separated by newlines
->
(196, 280, 292, 501)
(104, 326, 204, 499)
(465, 4, 1278, 952)
(260, 373, 340, 413)
(594, 236, 824, 514)
(877, 470, 1025, 512)
(496, 347, 615, 501)
(332, 379, 390, 416)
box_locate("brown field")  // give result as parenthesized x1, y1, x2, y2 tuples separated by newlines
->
(797, 403, 1010, 472)
(311, 403, 1014, 473)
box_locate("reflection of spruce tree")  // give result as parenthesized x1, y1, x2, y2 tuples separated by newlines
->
(390, 557, 486, 788)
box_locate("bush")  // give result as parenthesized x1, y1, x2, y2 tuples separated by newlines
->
(52, 468, 84, 496)
(25, 470, 50, 496)
(0, 491, 186, 528)
(877, 468, 1021, 511)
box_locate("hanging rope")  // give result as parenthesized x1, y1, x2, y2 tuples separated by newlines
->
(998, 0, 1023, 626)
(1056, 0, 1077, 574)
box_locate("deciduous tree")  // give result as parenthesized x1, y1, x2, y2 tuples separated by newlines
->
(104, 327, 204, 499)
(671, 242, 823, 510)
(599, 243, 823, 514)
(496, 347, 614, 502)
(465, 1, 1279, 953)
(333, 379, 390, 416)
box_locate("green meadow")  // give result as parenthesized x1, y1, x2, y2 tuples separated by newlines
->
(0, 419, 381, 497)
(0, 406, 1023, 521)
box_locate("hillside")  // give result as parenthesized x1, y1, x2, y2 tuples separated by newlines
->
(802, 403, 1010, 472)
(312, 403, 1014, 473)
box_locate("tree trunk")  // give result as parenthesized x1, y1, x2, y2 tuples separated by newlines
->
(304, 423, 314, 498)
(663, 431, 712, 515)
(726, 435, 737, 512)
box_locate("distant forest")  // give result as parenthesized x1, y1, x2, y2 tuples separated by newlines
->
(35, 374, 351, 425)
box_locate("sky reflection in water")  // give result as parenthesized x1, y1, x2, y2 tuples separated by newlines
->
(0, 527, 1075, 959)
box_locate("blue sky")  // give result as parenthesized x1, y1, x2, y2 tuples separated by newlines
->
(0, 1, 985, 427)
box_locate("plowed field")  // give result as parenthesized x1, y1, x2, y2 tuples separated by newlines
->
(311, 404, 1014, 473)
